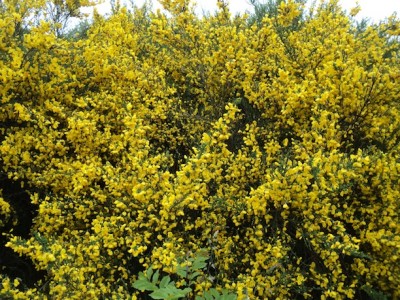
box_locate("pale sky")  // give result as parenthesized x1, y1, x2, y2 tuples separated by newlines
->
(83, 0, 400, 23)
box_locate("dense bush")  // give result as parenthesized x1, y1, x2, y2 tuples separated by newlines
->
(0, 0, 399, 299)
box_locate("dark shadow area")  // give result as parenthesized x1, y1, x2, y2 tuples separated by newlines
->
(0, 175, 47, 288)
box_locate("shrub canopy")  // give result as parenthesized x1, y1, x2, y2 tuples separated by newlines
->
(0, 0, 399, 299)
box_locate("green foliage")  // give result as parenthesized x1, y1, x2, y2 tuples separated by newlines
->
(247, 0, 284, 26)
(133, 266, 192, 300)
(63, 19, 92, 40)
(361, 285, 390, 300)
(133, 250, 237, 300)
(175, 250, 208, 281)
(247, 0, 306, 27)
(195, 289, 237, 300)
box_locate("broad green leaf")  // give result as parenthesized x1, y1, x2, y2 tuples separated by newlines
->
(188, 271, 201, 280)
(181, 287, 192, 295)
(210, 289, 220, 298)
(149, 288, 174, 299)
(192, 256, 208, 270)
(196, 290, 212, 300)
(149, 286, 191, 299)
(176, 265, 188, 278)
(220, 294, 237, 300)
(164, 285, 191, 298)
(146, 266, 154, 279)
(132, 278, 158, 292)
(159, 275, 171, 288)
(152, 269, 160, 283)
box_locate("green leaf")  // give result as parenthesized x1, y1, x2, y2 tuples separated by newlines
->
(146, 266, 154, 279)
(192, 256, 208, 270)
(181, 287, 192, 295)
(149, 286, 191, 299)
(164, 285, 191, 298)
(220, 294, 237, 300)
(206, 291, 214, 300)
(195, 289, 237, 300)
(149, 288, 174, 299)
(159, 275, 171, 288)
(196, 290, 212, 300)
(188, 271, 201, 280)
(152, 269, 160, 284)
(210, 289, 220, 298)
(176, 265, 188, 278)
(233, 98, 242, 105)
(132, 277, 158, 292)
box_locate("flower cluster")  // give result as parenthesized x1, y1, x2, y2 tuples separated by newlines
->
(0, 0, 399, 299)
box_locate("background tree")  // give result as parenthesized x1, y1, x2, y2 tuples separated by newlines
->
(41, 0, 98, 37)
